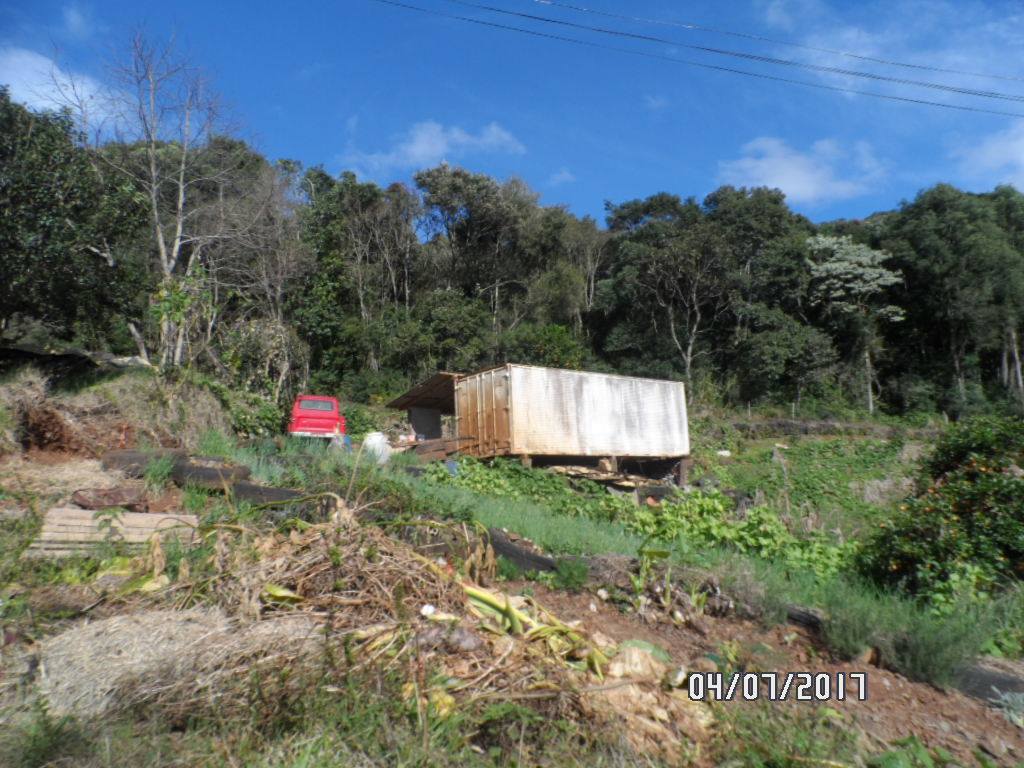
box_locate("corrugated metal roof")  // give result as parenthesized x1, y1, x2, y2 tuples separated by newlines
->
(386, 372, 461, 413)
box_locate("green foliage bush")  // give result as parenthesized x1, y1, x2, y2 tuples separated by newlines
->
(500, 323, 589, 369)
(820, 582, 993, 685)
(631, 491, 850, 578)
(202, 378, 284, 437)
(858, 417, 1024, 603)
(923, 415, 1024, 478)
(425, 457, 637, 522)
(427, 457, 849, 577)
(342, 402, 384, 440)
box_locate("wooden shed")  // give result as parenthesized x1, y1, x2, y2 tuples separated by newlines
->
(388, 364, 689, 464)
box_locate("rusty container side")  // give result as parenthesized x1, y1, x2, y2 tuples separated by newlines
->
(454, 366, 512, 458)
(506, 365, 688, 457)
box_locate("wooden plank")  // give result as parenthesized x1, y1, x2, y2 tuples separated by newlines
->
(39, 508, 197, 525)
(27, 508, 199, 557)
(43, 508, 197, 526)
(37, 530, 192, 543)
(43, 515, 194, 526)
(40, 523, 194, 536)
(36, 524, 193, 536)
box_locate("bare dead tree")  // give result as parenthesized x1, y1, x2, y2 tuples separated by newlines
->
(56, 32, 261, 369)
(204, 162, 314, 400)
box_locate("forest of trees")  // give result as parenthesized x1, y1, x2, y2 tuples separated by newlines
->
(4, 38, 1024, 422)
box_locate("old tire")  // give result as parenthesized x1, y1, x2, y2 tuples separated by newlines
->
(487, 528, 558, 573)
(170, 459, 251, 489)
(230, 481, 303, 505)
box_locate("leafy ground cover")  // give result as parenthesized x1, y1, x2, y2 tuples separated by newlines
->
(5, 413, 1023, 766)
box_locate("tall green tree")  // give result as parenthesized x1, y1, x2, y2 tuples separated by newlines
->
(807, 235, 904, 414)
(0, 87, 145, 347)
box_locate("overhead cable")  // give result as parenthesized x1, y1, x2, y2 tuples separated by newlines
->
(532, 0, 1024, 84)
(444, 0, 1024, 104)
(366, 0, 1024, 118)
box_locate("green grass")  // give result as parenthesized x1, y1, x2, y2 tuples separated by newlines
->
(436, 484, 645, 556)
(197, 429, 236, 458)
(0, 401, 13, 432)
(0, 501, 41, 585)
(143, 455, 175, 491)
(0, 702, 93, 768)
(694, 436, 912, 540)
(688, 548, 994, 686)
(711, 704, 861, 767)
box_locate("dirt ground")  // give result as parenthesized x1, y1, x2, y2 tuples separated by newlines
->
(520, 583, 1024, 765)
(2, 444, 1022, 763)
(0, 454, 124, 500)
(0, 453, 182, 512)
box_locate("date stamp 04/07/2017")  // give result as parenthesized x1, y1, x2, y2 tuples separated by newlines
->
(687, 672, 867, 702)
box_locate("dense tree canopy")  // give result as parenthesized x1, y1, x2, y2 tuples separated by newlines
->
(4, 74, 1024, 418)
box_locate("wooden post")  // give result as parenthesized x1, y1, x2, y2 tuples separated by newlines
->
(674, 458, 693, 487)
(519, 454, 532, 468)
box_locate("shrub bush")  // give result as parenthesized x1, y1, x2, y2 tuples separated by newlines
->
(924, 415, 1024, 478)
(858, 416, 1024, 601)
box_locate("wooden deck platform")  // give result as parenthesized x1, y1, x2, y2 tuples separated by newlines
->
(23, 507, 198, 558)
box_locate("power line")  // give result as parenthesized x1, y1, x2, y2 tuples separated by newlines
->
(443, 0, 1024, 104)
(533, 0, 1024, 85)
(366, 0, 1024, 118)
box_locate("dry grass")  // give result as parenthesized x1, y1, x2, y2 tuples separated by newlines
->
(0, 457, 125, 500)
(75, 373, 231, 451)
(10, 520, 714, 761)
(0, 367, 47, 456)
(209, 523, 470, 625)
(33, 608, 232, 717)
(0, 366, 232, 456)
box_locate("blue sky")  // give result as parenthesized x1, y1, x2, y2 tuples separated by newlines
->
(3, 0, 1024, 223)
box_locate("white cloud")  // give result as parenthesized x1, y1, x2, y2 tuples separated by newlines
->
(61, 4, 93, 40)
(757, 0, 823, 30)
(346, 120, 525, 174)
(773, 2, 1024, 106)
(547, 167, 575, 186)
(717, 136, 883, 204)
(956, 120, 1024, 190)
(0, 47, 100, 110)
(643, 94, 668, 111)
(0, 47, 119, 130)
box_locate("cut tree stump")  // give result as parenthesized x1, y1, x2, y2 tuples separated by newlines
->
(23, 507, 198, 559)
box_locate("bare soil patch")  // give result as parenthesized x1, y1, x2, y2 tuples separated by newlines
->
(516, 583, 1024, 765)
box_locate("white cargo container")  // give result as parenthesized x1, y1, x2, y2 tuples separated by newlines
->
(389, 364, 689, 461)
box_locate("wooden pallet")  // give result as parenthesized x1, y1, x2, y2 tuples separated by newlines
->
(547, 464, 648, 488)
(23, 507, 198, 559)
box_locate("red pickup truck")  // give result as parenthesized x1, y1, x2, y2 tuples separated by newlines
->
(287, 395, 346, 440)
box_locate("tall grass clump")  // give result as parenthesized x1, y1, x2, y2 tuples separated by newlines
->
(143, 454, 175, 491)
(819, 580, 993, 686)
